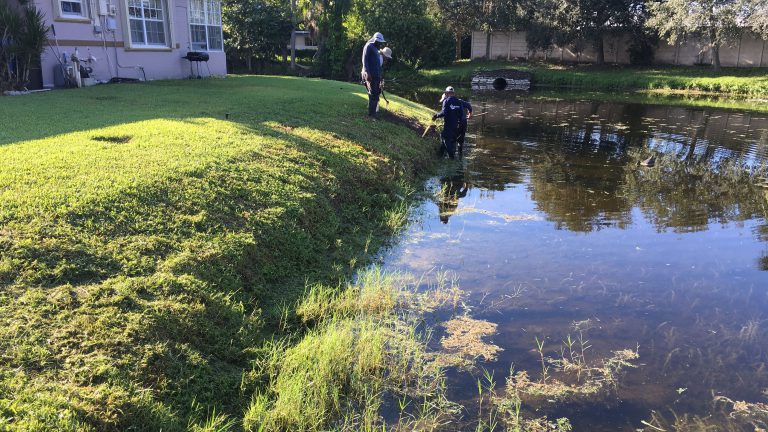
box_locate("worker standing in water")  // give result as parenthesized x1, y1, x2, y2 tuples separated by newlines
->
(433, 86, 467, 159)
(456, 96, 472, 154)
(361, 32, 386, 118)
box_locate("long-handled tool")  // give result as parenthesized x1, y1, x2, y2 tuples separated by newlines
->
(421, 123, 435, 138)
(381, 88, 390, 106)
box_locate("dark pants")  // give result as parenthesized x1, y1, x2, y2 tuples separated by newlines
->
(457, 122, 467, 153)
(367, 79, 381, 116)
(441, 130, 457, 159)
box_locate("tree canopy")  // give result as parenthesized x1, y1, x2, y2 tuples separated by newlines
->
(222, 0, 768, 74)
(646, 0, 742, 70)
(223, 0, 292, 72)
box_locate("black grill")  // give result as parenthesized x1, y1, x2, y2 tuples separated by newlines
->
(183, 51, 210, 62)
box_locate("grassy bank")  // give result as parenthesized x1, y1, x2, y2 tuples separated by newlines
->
(0, 76, 437, 430)
(392, 61, 768, 96)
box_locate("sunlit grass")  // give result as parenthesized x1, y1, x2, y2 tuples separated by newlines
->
(0, 76, 436, 430)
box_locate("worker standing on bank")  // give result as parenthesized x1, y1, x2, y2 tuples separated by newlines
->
(376, 47, 393, 113)
(361, 32, 386, 118)
(432, 86, 464, 159)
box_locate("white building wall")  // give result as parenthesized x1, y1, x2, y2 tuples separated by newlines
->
(471, 31, 768, 68)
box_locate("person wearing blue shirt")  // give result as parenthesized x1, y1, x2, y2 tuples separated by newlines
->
(456, 98, 472, 154)
(361, 32, 386, 118)
(432, 86, 466, 159)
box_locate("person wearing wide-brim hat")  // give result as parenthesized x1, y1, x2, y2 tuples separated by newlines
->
(361, 32, 386, 118)
(374, 47, 393, 113)
(380, 47, 392, 64)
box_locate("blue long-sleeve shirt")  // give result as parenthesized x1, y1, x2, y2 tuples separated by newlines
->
(362, 42, 381, 80)
(434, 96, 465, 133)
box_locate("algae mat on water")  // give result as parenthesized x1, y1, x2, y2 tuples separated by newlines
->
(0, 76, 435, 431)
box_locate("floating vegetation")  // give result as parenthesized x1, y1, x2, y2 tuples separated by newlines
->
(738, 319, 761, 343)
(504, 344, 639, 404)
(453, 207, 542, 222)
(468, 368, 573, 432)
(639, 396, 768, 431)
(249, 268, 466, 431)
(437, 316, 503, 367)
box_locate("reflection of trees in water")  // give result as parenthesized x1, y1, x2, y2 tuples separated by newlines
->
(621, 149, 765, 233)
(527, 151, 633, 232)
(480, 103, 643, 232)
(469, 97, 768, 237)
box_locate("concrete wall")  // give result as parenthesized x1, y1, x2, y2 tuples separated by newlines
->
(471, 30, 768, 68)
(36, 0, 226, 87)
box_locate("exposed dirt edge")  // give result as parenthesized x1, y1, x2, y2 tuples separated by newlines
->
(379, 111, 440, 139)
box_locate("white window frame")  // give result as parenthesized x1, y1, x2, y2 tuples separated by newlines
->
(54, 0, 90, 21)
(124, 0, 173, 49)
(188, 0, 223, 52)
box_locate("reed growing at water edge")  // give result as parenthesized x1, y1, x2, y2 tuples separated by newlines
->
(243, 268, 471, 431)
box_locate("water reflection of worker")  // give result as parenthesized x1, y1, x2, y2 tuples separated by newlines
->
(438, 175, 469, 223)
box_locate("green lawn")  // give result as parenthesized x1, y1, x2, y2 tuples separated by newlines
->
(0, 76, 436, 431)
(394, 61, 768, 96)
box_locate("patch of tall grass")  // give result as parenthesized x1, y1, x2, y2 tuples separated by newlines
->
(243, 268, 458, 432)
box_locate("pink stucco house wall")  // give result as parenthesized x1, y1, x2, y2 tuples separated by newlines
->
(31, 0, 226, 87)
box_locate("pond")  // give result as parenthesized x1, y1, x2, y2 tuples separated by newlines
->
(382, 87, 768, 430)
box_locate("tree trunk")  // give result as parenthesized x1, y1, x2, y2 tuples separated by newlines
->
(708, 12, 721, 72)
(711, 41, 721, 71)
(595, 36, 605, 65)
(455, 33, 462, 60)
(684, 111, 710, 163)
(485, 32, 491, 59)
(23, 54, 31, 87)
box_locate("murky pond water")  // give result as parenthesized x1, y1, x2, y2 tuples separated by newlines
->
(383, 88, 768, 430)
